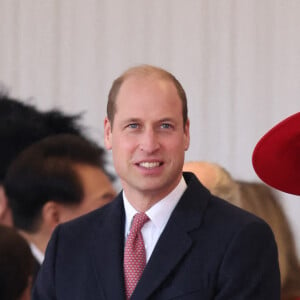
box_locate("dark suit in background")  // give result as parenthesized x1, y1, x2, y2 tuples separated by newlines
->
(33, 172, 280, 300)
(32, 256, 41, 284)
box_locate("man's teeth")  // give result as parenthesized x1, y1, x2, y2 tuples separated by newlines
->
(139, 162, 160, 168)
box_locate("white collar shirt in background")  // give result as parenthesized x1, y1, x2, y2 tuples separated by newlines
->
(123, 176, 187, 262)
(30, 242, 44, 265)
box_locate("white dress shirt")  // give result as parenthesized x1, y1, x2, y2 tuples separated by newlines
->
(123, 176, 187, 262)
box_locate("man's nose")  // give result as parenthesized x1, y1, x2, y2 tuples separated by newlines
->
(139, 129, 160, 153)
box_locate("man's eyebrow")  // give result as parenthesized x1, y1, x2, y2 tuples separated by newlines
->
(159, 118, 175, 122)
(121, 118, 142, 123)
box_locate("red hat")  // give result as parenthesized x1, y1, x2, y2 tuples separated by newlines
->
(252, 112, 300, 195)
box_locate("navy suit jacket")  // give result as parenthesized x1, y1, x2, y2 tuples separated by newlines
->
(33, 172, 280, 299)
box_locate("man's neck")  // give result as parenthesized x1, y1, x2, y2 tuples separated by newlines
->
(19, 229, 48, 255)
(122, 189, 172, 212)
(122, 176, 184, 212)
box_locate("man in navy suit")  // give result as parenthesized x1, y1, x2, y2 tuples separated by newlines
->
(33, 64, 280, 299)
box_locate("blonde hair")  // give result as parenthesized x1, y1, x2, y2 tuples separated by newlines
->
(183, 161, 240, 203)
(235, 181, 300, 300)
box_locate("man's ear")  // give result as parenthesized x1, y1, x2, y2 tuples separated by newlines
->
(184, 119, 190, 151)
(0, 186, 7, 216)
(104, 117, 113, 150)
(42, 201, 60, 231)
(0, 186, 13, 226)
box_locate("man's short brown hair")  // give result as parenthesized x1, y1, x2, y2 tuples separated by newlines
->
(107, 65, 188, 128)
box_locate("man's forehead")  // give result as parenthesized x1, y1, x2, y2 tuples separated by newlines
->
(116, 77, 177, 104)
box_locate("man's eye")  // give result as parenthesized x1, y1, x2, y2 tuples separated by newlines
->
(161, 123, 172, 129)
(128, 123, 139, 129)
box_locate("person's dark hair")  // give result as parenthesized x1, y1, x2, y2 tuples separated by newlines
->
(107, 64, 188, 128)
(0, 91, 85, 183)
(0, 224, 34, 300)
(4, 134, 110, 232)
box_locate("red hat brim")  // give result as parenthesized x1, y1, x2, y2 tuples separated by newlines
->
(252, 112, 300, 195)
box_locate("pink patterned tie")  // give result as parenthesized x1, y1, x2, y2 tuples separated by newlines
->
(124, 212, 149, 299)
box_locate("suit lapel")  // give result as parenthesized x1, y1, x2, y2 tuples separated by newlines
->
(132, 220, 193, 300)
(132, 173, 209, 300)
(90, 194, 126, 300)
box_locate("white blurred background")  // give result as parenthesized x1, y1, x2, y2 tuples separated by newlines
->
(0, 0, 299, 254)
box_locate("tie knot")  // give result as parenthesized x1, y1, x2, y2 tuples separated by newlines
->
(130, 212, 149, 233)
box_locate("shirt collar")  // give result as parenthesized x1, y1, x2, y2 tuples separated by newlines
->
(123, 176, 187, 236)
(29, 242, 44, 264)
